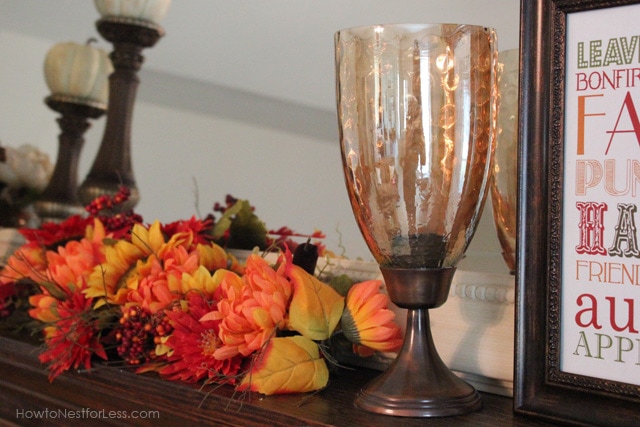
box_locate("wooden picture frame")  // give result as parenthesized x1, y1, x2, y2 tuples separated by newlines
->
(515, 0, 640, 425)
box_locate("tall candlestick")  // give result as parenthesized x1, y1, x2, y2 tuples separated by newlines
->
(77, 17, 164, 210)
(35, 40, 111, 222)
(35, 99, 106, 222)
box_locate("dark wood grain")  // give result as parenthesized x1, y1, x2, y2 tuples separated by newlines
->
(0, 336, 555, 426)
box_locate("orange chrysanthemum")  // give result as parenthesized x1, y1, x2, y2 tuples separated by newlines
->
(1, 217, 103, 303)
(341, 280, 403, 354)
(0, 241, 47, 316)
(0, 241, 48, 287)
(45, 219, 107, 290)
(242, 254, 292, 325)
(27, 219, 110, 380)
(124, 255, 176, 314)
(30, 219, 107, 323)
(123, 244, 192, 313)
(203, 254, 292, 360)
(125, 241, 241, 314)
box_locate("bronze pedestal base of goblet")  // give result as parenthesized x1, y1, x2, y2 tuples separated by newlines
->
(355, 267, 481, 417)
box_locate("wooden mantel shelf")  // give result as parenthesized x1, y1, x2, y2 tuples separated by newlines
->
(0, 336, 557, 427)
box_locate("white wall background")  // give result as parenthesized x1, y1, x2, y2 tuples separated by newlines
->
(0, 2, 521, 275)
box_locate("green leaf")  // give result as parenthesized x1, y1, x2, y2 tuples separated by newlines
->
(211, 199, 269, 249)
(227, 200, 268, 249)
(211, 199, 244, 239)
(37, 281, 69, 301)
(328, 274, 354, 297)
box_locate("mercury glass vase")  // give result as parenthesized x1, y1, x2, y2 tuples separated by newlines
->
(491, 48, 519, 274)
(335, 23, 498, 417)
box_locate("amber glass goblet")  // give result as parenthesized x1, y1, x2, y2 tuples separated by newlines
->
(491, 48, 519, 274)
(335, 23, 498, 417)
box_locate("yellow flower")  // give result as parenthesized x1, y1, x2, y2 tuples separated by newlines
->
(124, 240, 239, 314)
(197, 243, 243, 274)
(170, 265, 223, 297)
(164, 243, 243, 299)
(28, 293, 57, 323)
(341, 280, 403, 353)
(84, 221, 168, 307)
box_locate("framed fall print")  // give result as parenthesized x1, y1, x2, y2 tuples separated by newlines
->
(515, 0, 640, 425)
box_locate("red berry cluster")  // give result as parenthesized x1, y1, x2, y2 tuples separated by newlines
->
(85, 186, 143, 235)
(85, 186, 132, 216)
(114, 306, 173, 366)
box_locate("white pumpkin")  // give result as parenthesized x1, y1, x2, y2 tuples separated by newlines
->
(44, 40, 113, 108)
(94, 0, 171, 25)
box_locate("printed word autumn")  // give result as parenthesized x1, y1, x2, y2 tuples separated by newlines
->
(572, 294, 640, 365)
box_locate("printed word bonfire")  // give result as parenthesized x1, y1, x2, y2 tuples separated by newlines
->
(0, 190, 402, 395)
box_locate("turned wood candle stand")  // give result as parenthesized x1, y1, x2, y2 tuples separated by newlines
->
(35, 96, 105, 223)
(77, 17, 164, 211)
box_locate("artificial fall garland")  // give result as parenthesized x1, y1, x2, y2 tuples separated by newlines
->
(0, 189, 402, 395)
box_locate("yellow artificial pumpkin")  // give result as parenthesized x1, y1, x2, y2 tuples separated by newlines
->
(94, 0, 172, 25)
(43, 41, 113, 108)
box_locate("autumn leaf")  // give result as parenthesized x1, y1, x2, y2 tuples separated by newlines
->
(238, 336, 329, 395)
(211, 199, 269, 249)
(286, 265, 344, 341)
(211, 199, 243, 239)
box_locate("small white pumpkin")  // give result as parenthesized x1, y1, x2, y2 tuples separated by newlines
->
(44, 40, 113, 108)
(94, 0, 171, 26)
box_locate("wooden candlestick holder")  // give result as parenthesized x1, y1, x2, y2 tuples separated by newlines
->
(35, 96, 105, 223)
(77, 17, 164, 210)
